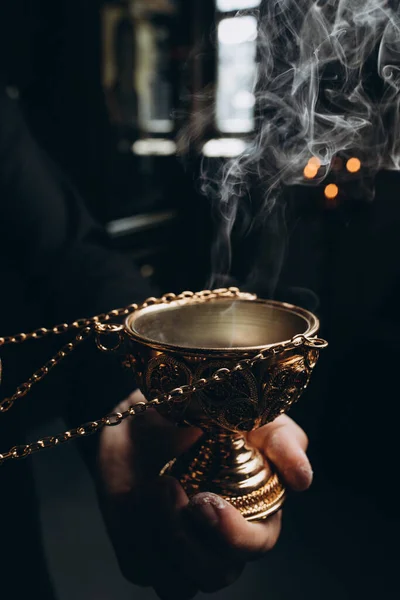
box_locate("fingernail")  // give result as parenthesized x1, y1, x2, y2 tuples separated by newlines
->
(187, 492, 228, 526)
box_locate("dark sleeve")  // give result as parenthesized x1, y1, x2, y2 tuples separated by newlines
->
(0, 84, 155, 463)
(0, 85, 153, 322)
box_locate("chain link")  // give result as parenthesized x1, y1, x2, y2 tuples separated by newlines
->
(0, 287, 327, 464)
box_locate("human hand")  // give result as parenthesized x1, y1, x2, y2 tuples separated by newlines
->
(97, 390, 312, 599)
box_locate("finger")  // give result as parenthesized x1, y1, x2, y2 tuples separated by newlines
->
(104, 490, 154, 587)
(99, 391, 201, 489)
(128, 391, 201, 459)
(107, 476, 189, 587)
(99, 394, 202, 592)
(154, 478, 244, 594)
(186, 492, 282, 560)
(171, 519, 245, 594)
(248, 414, 313, 491)
(150, 477, 200, 599)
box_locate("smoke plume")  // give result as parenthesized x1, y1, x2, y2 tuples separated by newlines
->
(203, 0, 400, 290)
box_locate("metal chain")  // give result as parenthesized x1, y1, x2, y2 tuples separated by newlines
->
(0, 288, 245, 415)
(0, 327, 93, 414)
(0, 288, 247, 348)
(0, 334, 326, 466)
(0, 287, 327, 464)
(0, 398, 152, 464)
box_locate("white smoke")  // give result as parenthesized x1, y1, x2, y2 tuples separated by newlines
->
(204, 0, 400, 288)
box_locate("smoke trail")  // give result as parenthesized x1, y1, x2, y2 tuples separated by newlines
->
(204, 0, 400, 289)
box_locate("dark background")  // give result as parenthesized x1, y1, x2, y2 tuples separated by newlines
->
(1, 1, 400, 599)
(0, 0, 215, 296)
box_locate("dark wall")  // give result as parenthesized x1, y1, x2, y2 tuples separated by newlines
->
(0, 0, 213, 293)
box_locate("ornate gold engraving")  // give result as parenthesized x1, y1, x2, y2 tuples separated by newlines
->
(194, 362, 259, 432)
(261, 356, 312, 425)
(0, 287, 327, 525)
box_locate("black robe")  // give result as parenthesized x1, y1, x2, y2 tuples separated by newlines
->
(0, 83, 152, 599)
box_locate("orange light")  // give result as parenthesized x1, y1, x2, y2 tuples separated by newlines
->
(308, 156, 321, 168)
(324, 184, 339, 200)
(304, 164, 319, 179)
(346, 157, 361, 173)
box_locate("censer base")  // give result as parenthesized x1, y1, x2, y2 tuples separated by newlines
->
(160, 432, 286, 522)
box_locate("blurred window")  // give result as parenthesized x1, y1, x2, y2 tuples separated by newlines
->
(203, 0, 259, 156)
(216, 15, 257, 133)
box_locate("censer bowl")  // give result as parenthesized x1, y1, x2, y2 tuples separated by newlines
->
(125, 296, 322, 521)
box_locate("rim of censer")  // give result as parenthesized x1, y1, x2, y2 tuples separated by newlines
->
(125, 297, 320, 356)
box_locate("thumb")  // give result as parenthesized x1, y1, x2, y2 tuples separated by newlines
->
(99, 390, 202, 492)
(186, 492, 282, 559)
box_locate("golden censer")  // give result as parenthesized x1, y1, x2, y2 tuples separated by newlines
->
(0, 288, 327, 521)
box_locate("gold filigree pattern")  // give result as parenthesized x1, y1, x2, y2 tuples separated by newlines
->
(145, 352, 316, 433)
(261, 357, 312, 425)
(194, 362, 259, 432)
(145, 354, 193, 420)
(222, 474, 286, 521)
